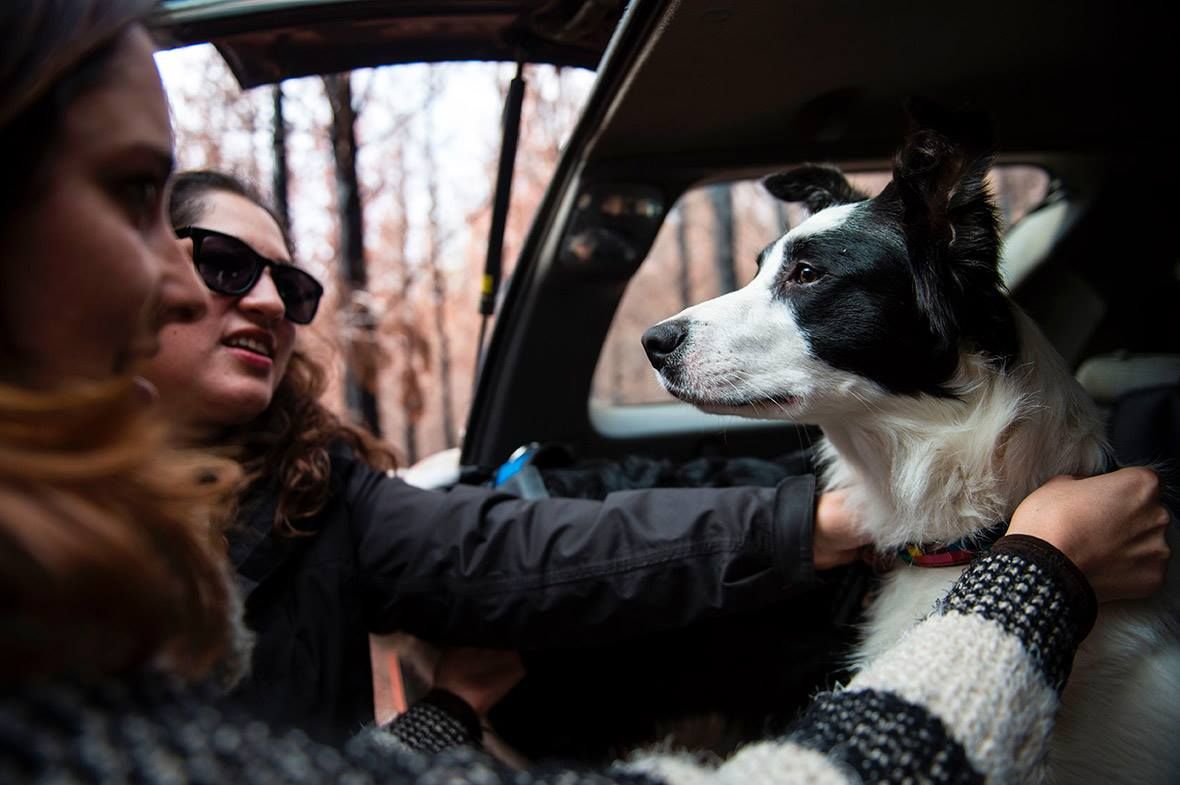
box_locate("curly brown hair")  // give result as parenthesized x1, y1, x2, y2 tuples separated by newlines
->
(169, 170, 398, 535)
(225, 348, 398, 534)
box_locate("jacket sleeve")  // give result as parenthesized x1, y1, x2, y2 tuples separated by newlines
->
(342, 456, 819, 647)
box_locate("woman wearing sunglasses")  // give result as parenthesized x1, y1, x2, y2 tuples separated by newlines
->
(148, 171, 321, 430)
(0, 3, 1172, 781)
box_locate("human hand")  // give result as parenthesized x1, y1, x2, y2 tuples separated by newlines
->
(1008, 468, 1172, 602)
(432, 647, 525, 718)
(814, 489, 872, 570)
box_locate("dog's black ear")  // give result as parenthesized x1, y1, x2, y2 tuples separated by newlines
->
(888, 102, 1016, 364)
(891, 102, 994, 242)
(763, 165, 868, 214)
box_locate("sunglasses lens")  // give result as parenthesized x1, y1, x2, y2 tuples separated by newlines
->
(186, 229, 321, 324)
(194, 235, 260, 295)
(273, 267, 323, 325)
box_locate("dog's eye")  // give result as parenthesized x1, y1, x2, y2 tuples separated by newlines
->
(789, 263, 823, 285)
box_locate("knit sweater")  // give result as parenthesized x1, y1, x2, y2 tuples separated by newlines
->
(0, 536, 1093, 785)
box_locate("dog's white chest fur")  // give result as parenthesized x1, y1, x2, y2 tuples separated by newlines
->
(824, 313, 1180, 785)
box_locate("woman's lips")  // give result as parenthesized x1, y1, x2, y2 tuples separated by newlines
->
(222, 332, 276, 372)
(226, 345, 274, 371)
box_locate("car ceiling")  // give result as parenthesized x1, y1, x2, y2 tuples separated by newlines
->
(154, 0, 625, 87)
(579, 0, 1173, 176)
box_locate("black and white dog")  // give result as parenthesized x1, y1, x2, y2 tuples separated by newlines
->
(642, 118, 1179, 784)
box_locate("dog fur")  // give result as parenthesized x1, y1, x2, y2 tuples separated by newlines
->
(643, 116, 1180, 784)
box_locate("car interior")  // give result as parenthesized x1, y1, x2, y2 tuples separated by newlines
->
(158, 0, 1179, 764)
(464, 0, 1178, 478)
(456, 0, 1179, 759)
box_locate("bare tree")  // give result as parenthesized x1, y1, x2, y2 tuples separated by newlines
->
(164, 57, 602, 461)
(675, 201, 693, 309)
(271, 83, 291, 236)
(237, 92, 263, 187)
(775, 201, 791, 236)
(709, 183, 737, 294)
(324, 71, 381, 435)
(421, 74, 459, 449)
(389, 143, 430, 464)
(168, 51, 241, 171)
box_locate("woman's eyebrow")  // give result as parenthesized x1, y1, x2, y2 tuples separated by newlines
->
(103, 143, 175, 178)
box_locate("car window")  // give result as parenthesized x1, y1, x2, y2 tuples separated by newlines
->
(591, 166, 1049, 409)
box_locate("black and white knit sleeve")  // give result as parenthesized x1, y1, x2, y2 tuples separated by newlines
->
(619, 534, 1097, 785)
(373, 689, 485, 754)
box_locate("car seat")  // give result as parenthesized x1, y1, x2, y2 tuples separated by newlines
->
(1077, 352, 1180, 476)
(1003, 183, 1105, 369)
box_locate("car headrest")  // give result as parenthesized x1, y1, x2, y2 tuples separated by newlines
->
(1001, 198, 1077, 290)
(1004, 189, 1107, 369)
(1076, 352, 1180, 405)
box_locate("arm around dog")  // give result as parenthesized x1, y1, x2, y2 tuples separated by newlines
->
(344, 454, 825, 648)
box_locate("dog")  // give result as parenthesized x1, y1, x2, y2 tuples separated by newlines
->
(641, 115, 1180, 784)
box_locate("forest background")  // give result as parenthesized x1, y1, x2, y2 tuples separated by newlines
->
(159, 47, 598, 466)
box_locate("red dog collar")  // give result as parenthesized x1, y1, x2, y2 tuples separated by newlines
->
(893, 524, 1008, 568)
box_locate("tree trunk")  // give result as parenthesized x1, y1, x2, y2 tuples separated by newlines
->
(239, 90, 262, 187)
(423, 75, 458, 448)
(775, 201, 791, 236)
(994, 168, 1013, 227)
(610, 342, 624, 405)
(270, 83, 291, 237)
(709, 184, 737, 294)
(324, 72, 381, 435)
(675, 202, 693, 309)
(389, 142, 422, 463)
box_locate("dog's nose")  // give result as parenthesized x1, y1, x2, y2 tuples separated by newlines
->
(642, 321, 689, 370)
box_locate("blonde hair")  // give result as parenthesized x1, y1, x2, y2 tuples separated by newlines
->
(0, 378, 240, 683)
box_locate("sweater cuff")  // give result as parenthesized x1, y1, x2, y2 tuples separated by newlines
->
(991, 534, 1098, 642)
(938, 534, 1098, 689)
(771, 473, 819, 590)
(383, 689, 482, 753)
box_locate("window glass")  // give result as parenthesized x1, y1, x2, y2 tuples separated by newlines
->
(591, 166, 1049, 407)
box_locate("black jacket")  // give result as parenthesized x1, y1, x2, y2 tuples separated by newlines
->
(227, 449, 824, 745)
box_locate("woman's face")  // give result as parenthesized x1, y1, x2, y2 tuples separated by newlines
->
(0, 27, 205, 388)
(142, 190, 298, 430)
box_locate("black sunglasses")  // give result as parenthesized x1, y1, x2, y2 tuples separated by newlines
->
(176, 226, 324, 325)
